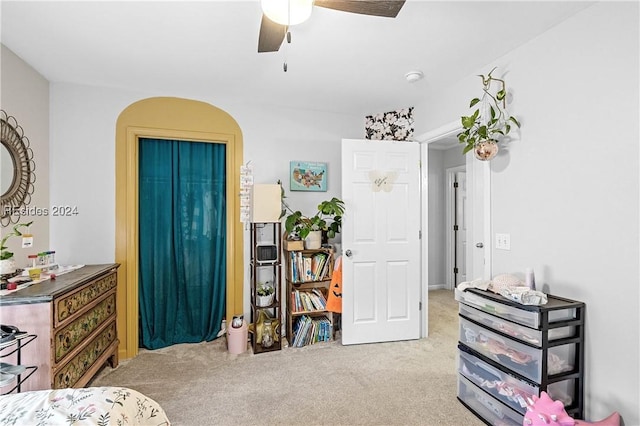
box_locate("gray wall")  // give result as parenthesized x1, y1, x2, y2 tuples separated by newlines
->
(416, 3, 639, 423)
(1, 45, 49, 261)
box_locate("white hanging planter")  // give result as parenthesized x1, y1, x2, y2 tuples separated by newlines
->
(474, 140, 499, 161)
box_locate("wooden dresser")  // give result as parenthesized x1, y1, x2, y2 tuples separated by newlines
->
(0, 264, 119, 392)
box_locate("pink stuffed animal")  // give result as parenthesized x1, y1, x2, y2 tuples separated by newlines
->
(524, 392, 620, 426)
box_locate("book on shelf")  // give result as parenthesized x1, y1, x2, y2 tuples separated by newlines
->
(311, 252, 328, 281)
(291, 289, 328, 313)
(304, 257, 312, 281)
(291, 315, 332, 347)
(289, 251, 331, 283)
(311, 288, 327, 309)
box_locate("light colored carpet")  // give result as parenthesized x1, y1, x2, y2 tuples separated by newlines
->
(91, 289, 484, 425)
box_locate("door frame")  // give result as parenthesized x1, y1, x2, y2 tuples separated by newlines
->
(415, 122, 465, 337)
(115, 97, 244, 360)
(445, 165, 466, 290)
(415, 121, 491, 324)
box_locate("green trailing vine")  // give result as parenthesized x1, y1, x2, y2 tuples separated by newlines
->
(0, 221, 33, 260)
(457, 67, 521, 155)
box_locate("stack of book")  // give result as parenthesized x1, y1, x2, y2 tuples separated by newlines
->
(291, 315, 332, 347)
(290, 288, 327, 313)
(288, 251, 331, 283)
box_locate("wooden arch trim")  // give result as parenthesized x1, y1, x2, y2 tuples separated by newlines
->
(115, 97, 243, 360)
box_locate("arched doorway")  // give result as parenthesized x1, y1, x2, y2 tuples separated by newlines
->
(115, 97, 243, 359)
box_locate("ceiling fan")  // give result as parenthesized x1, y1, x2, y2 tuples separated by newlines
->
(258, 0, 406, 53)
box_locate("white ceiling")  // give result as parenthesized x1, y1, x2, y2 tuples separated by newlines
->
(1, 1, 592, 115)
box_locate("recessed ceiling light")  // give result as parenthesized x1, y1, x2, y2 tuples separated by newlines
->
(405, 70, 424, 83)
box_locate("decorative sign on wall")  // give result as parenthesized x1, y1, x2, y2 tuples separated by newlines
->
(364, 107, 414, 141)
(289, 161, 327, 192)
(368, 170, 398, 192)
(239, 162, 253, 223)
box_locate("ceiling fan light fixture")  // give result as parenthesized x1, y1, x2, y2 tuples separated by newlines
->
(261, 0, 313, 26)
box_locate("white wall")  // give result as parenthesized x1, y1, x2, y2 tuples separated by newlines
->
(1, 45, 49, 263)
(49, 84, 360, 264)
(48, 83, 362, 319)
(417, 3, 639, 423)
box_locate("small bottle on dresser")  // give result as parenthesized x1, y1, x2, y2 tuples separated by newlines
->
(525, 267, 536, 290)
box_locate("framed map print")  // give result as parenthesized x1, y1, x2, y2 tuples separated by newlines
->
(289, 161, 327, 192)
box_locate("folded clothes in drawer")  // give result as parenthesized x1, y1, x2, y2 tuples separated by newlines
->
(459, 317, 575, 383)
(457, 373, 524, 426)
(455, 289, 577, 329)
(458, 346, 576, 412)
(458, 346, 537, 414)
(459, 303, 575, 347)
(456, 289, 540, 327)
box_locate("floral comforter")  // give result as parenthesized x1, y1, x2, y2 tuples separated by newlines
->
(0, 387, 170, 425)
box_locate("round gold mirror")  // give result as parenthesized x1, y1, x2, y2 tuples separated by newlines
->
(1, 110, 36, 226)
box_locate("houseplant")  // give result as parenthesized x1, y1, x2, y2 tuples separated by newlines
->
(278, 182, 345, 249)
(256, 281, 275, 307)
(457, 67, 521, 160)
(0, 221, 33, 275)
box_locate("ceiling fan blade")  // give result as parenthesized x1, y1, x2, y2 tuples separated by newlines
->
(314, 0, 406, 18)
(258, 14, 287, 53)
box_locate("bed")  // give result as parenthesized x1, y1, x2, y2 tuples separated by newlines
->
(0, 386, 170, 425)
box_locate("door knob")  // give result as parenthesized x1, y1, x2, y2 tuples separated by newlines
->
(345, 249, 352, 257)
(475, 243, 484, 248)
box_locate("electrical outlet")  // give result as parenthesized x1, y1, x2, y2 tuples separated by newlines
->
(496, 233, 511, 250)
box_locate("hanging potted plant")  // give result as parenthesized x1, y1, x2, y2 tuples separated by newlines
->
(0, 221, 33, 275)
(457, 67, 521, 161)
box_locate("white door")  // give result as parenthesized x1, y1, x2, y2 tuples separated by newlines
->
(455, 171, 467, 287)
(466, 155, 492, 281)
(341, 139, 421, 345)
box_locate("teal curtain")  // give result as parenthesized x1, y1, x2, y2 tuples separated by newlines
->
(138, 138, 226, 349)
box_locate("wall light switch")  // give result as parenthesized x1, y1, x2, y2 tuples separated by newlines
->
(496, 233, 511, 250)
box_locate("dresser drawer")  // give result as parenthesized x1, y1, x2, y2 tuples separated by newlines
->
(459, 317, 576, 383)
(457, 373, 523, 426)
(54, 270, 117, 328)
(54, 291, 116, 363)
(53, 320, 117, 388)
(455, 289, 577, 329)
(459, 303, 575, 347)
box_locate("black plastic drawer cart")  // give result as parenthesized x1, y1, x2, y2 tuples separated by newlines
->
(455, 288, 585, 425)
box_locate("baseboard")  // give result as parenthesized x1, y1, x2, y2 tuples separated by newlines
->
(428, 284, 448, 290)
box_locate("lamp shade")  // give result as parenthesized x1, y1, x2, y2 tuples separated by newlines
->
(261, 0, 313, 26)
(251, 184, 282, 222)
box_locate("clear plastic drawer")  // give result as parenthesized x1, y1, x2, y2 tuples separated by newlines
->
(458, 347, 537, 414)
(459, 304, 575, 347)
(457, 347, 577, 411)
(459, 317, 576, 383)
(457, 373, 524, 425)
(455, 289, 577, 329)
(456, 289, 540, 328)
